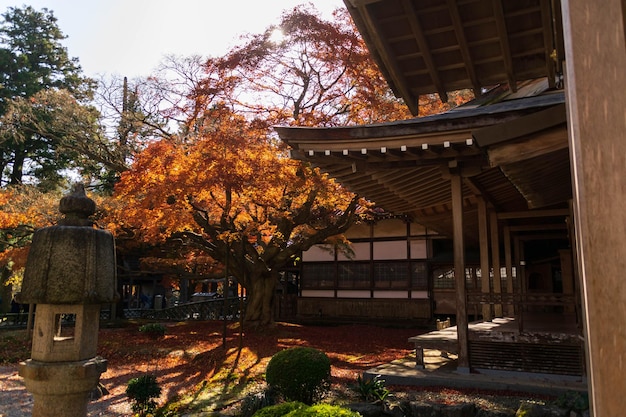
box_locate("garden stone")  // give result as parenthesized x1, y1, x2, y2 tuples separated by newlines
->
(386, 403, 407, 417)
(475, 409, 515, 417)
(441, 403, 477, 417)
(515, 401, 568, 417)
(346, 402, 386, 417)
(408, 401, 442, 417)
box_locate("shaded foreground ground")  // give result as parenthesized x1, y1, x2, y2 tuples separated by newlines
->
(0, 321, 560, 416)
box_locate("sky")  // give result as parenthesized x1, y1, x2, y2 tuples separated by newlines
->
(0, 0, 346, 78)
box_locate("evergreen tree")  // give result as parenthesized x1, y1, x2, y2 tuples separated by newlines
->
(0, 6, 96, 188)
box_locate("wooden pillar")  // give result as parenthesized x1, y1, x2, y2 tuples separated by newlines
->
(559, 249, 574, 313)
(513, 237, 522, 291)
(489, 213, 503, 317)
(450, 174, 469, 371)
(515, 236, 525, 332)
(503, 226, 514, 316)
(563, 1, 626, 413)
(477, 197, 491, 321)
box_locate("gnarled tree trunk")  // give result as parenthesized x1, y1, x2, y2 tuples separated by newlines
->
(244, 270, 279, 327)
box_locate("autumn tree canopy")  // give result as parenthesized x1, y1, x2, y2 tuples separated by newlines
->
(213, 6, 413, 126)
(0, 4, 473, 322)
(105, 6, 473, 326)
(108, 108, 367, 326)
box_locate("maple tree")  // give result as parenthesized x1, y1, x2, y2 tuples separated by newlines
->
(0, 5, 474, 321)
(0, 185, 61, 311)
(105, 6, 471, 326)
(214, 5, 413, 126)
(107, 107, 367, 326)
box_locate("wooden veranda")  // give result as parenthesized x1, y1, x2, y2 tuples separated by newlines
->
(410, 310, 583, 376)
(277, 89, 581, 373)
(279, 0, 626, 412)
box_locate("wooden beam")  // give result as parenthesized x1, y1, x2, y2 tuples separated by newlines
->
(451, 174, 469, 371)
(507, 224, 567, 232)
(497, 208, 569, 219)
(353, 3, 419, 114)
(446, 0, 482, 94)
(540, 0, 556, 88)
(487, 126, 568, 166)
(491, 0, 517, 91)
(517, 233, 568, 241)
(402, 0, 449, 103)
(472, 103, 566, 147)
(464, 177, 501, 212)
(344, 0, 381, 6)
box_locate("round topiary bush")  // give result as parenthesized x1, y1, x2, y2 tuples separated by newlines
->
(265, 347, 331, 404)
(126, 373, 161, 416)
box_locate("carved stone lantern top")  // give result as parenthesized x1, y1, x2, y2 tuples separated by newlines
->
(58, 184, 97, 226)
(17, 184, 117, 305)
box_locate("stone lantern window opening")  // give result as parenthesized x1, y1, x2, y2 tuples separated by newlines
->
(54, 313, 75, 341)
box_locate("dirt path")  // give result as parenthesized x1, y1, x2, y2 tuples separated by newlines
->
(0, 365, 130, 417)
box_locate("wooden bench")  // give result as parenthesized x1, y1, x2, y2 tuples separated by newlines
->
(408, 324, 458, 369)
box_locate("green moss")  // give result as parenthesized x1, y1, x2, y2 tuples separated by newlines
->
(252, 401, 307, 417)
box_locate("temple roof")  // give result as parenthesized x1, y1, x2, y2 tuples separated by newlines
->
(344, 0, 564, 115)
(277, 89, 570, 241)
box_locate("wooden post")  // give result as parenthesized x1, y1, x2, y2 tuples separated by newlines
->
(562, 1, 626, 413)
(450, 173, 469, 371)
(515, 236, 524, 332)
(477, 197, 491, 321)
(504, 226, 513, 316)
(489, 213, 503, 317)
(559, 249, 574, 313)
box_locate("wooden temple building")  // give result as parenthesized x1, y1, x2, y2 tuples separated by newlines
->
(276, 1, 626, 414)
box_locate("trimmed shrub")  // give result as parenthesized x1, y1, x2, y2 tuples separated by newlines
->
(252, 401, 307, 417)
(138, 323, 166, 339)
(126, 373, 161, 416)
(265, 347, 331, 404)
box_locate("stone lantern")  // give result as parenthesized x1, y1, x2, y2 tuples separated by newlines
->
(17, 184, 116, 417)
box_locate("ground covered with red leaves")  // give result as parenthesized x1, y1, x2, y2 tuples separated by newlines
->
(1, 321, 559, 415)
(96, 320, 420, 404)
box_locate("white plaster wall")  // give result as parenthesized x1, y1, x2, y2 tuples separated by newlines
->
(373, 241, 407, 259)
(372, 290, 408, 298)
(302, 245, 334, 261)
(336, 290, 372, 298)
(301, 290, 335, 297)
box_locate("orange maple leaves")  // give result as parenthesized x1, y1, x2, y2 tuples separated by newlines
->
(108, 105, 357, 252)
(0, 186, 61, 270)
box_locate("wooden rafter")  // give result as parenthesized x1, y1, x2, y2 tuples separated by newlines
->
(402, 0, 449, 103)
(539, 0, 556, 88)
(446, 0, 481, 95)
(491, 0, 517, 91)
(353, 3, 418, 113)
(464, 176, 501, 212)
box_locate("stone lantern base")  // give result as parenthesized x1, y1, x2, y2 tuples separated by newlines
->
(19, 357, 107, 417)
